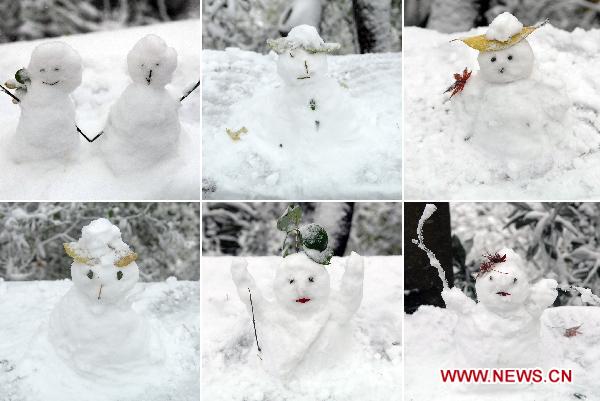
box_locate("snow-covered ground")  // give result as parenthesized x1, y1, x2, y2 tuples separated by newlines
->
(404, 25, 600, 199)
(0, 21, 200, 200)
(201, 256, 403, 401)
(202, 50, 402, 200)
(0, 279, 199, 401)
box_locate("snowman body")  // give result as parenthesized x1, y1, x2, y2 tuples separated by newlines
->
(100, 34, 181, 173)
(11, 42, 82, 163)
(48, 218, 163, 376)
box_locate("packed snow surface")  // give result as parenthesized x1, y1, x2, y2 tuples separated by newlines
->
(404, 25, 600, 199)
(202, 256, 402, 401)
(202, 49, 401, 200)
(485, 12, 523, 42)
(0, 21, 200, 200)
(0, 279, 199, 401)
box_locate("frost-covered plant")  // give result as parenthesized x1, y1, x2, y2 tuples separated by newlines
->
(0, 202, 199, 281)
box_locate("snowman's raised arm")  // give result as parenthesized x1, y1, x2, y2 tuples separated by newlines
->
(441, 286, 476, 314)
(230, 258, 266, 315)
(332, 251, 364, 323)
(526, 278, 557, 317)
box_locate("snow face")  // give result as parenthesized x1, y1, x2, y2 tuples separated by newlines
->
(478, 39, 534, 84)
(273, 252, 331, 316)
(28, 42, 82, 93)
(485, 12, 523, 42)
(475, 249, 531, 312)
(277, 48, 328, 86)
(127, 34, 177, 87)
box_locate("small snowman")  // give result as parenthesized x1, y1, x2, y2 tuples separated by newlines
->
(9, 42, 82, 163)
(99, 34, 181, 173)
(49, 218, 163, 375)
(230, 205, 364, 378)
(442, 249, 558, 367)
(449, 12, 569, 179)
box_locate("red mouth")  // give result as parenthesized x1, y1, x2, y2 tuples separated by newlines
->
(295, 298, 311, 304)
(496, 291, 511, 297)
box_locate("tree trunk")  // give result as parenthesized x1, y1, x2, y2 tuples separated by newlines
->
(352, 0, 392, 53)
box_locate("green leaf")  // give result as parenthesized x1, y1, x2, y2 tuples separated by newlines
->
(15, 68, 30, 85)
(277, 204, 302, 232)
(299, 223, 328, 252)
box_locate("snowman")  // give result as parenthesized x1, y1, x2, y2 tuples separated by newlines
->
(99, 34, 181, 173)
(449, 12, 569, 179)
(48, 218, 163, 376)
(441, 248, 558, 367)
(230, 250, 364, 378)
(9, 42, 82, 163)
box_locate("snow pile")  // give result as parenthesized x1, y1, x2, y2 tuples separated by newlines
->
(0, 279, 199, 401)
(485, 12, 523, 42)
(202, 48, 401, 200)
(0, 21, 200, 200)
(202, 256, 402, 401)
(405, 25, 600, 199)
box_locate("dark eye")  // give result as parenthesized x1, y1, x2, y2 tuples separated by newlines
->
(54, 67, 60, 71)
(308, 276, 314, 283)
(489, 276, 493, 281)
(117, 271, 123, 280)
(289, 52, 294, 58)
(141, 64, 144, 67)
(289, 279, 295, 284)
(513, 277, 517, 283)
(155, 63, 159, 66)
(490, 57, 496, 63)
(508, 55, 513, 60)
(87, 270, 93, 279)
(40, 68, 46, 73)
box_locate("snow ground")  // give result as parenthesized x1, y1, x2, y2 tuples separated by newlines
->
(405, 305, 600, 401)
(202, 50, 402, 200)
(201, 256, 403, 401)
(0, 279, 199, 401)
(0, 21, 200, 200)
(404, 25, 600, 200)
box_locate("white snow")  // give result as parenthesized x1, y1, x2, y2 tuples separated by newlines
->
(0, 279, 199, 401)
(485, 12, 524, 42)
(404, 25, 600, 199)
(202, 256, 402, 401)
(0, 21, 200, 200)
(202, 49, 401, 200)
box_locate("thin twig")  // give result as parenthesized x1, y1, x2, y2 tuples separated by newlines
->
(180, 80, 200, 102)
(248, 287, 261, 353)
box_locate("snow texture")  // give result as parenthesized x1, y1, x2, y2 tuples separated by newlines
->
(485, 12, 524, 42)
(404, 25, 600, 199)
(202, 49, 401, 200)
(0, 21, 200, 200)
(0, 279, 199, 401)
(202, 256, 402, 401)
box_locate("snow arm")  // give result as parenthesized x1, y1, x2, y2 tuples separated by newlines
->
(230, 259, 266, 316)
(333, 251, 364, 323)
(526, 278, 557, 317)
(441, 287, 476, 315)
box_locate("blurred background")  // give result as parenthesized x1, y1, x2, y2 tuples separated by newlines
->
(202, 0, 402, 54)
(0, 202, 200, 281)
(0, 0, 200, 43)
(202, 202, 402, 256)
(405, 0, 600, 33)
(405, 202, 600, 312)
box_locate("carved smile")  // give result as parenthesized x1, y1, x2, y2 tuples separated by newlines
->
(496, 291, 511, 297)
(295, 298, 311, 303)
(42, 80, 60, 86)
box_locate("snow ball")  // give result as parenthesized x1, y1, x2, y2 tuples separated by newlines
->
(127, 34, 177, 87)
(28, 41, 82, 93)
(80, 218, 128, 258)
(486, 12, 524, 42)
(287, 25, 325, 49)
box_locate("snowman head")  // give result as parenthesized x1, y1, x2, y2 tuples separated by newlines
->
(274, 252, 331, 316)
(28, 41, 82, 93)
(475, 248, 531, 312)
(127, 34, 177, 87)
(65, 218, 139, 305)
(268, 25, 340, 87)
(478, 40, 534, 84)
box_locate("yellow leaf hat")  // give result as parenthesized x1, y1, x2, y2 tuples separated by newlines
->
(453, 19, 548, 52)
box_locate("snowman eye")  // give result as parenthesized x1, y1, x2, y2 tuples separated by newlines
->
(117, 271, 123, 280)
(54, 67, 60, 71)
(155, 63, 159, 66)
(86, 270, 94, 279)
(40, 68, 46, 73)
(289, 52, 294, 58)
(308, 276, 314, 283)
(289, 279, 295, 284)
(489, 276, 493, 281)
(141, 63, 145, 68)
(513, 277, 517, 283)
(490, 56, 496, 63)
(508, 55, 513, 61)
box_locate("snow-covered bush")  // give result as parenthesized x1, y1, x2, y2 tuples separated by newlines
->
(0, 202, 200, 281)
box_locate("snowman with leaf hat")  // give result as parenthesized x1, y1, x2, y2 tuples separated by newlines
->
(230, 204, 364, 378)
(48, 218, 163, 376)
(447, 12, 571, 179)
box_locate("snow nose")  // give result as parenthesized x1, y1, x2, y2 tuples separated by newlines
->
(146, 69, 153, 84)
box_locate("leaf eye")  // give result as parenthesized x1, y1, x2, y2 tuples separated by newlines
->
(508, 55, 513, 61)
(289, 279, 295, 284)
(490, 56, 497, 63)
(117, 271, 123, 280)
(87, 270, 94, 279)
(308, 276, 314, 283)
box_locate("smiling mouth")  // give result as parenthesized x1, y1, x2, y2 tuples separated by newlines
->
(496, 291, 511, 297)
(42, 81, 59, 86)
(295, 298, 311, 303)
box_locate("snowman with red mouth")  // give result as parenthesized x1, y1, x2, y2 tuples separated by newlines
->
(442, 248, 558, 367)
(230, 209, 364, 378)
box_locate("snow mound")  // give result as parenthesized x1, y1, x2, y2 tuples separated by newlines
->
(404, 25, 600, 199)
(0, 20, 200, 200)
(485, 12, 523, 42)
(202, 256, 402, 401)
